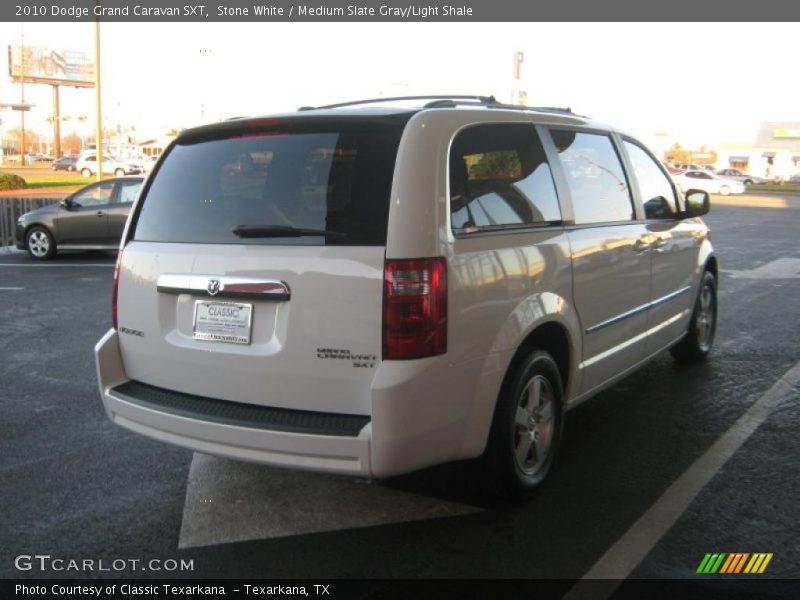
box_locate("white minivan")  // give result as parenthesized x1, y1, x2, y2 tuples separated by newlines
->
(95, 96, 717, 494)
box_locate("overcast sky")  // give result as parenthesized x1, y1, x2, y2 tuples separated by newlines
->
(0, 22, 796, 149)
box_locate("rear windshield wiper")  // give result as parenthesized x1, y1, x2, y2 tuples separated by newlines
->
(232, 225, 345, 238)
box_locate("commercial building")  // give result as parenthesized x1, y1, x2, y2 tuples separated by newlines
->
(717, 122, 800, 180)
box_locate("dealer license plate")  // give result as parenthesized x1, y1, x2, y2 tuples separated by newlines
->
(193, 300, 253, 345)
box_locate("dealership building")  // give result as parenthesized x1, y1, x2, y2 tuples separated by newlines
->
(716, 122, 800, 180)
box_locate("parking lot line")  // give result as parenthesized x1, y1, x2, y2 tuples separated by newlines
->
(562, 358, 800, 598)
(0, 287, 24, 290)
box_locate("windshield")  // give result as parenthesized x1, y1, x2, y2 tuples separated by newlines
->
(132, 124, 403, 246)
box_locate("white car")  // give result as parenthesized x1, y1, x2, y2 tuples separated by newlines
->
(673, 169, 745, 195)
(95, 96, 717, 495)
(716, 168, 768, 186)
(76, 153, 142, 177)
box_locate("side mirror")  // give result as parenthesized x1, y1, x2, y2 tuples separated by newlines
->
(60, 197, 73, 209)
(683, 189, 710, 218)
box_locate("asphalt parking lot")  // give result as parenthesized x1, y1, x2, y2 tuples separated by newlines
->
(1, 194, 799, 590)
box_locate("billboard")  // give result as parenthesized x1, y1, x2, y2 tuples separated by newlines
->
(8, 45, 94, 87)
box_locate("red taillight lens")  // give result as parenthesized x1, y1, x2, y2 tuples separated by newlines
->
(383, 257, 447, 360)
(112, 251, 122, 330)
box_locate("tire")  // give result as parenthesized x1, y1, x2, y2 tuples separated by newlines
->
(744, 179, 753, 186)
(671, 270, 717, 363)
(719, 185, 731, 196)
(483, 350, 564, 496)
(26, 226, 56, 260)
(81, 168, 92, 177)
(114, 168, 125, 177)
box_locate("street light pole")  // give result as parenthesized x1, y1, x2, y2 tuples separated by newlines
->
(52, 85, 61, 158)
(94, 12, 103, 180)
(20, 25, 26, 161)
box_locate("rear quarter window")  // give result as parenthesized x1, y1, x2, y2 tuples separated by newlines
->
(449, 123, 561, 234)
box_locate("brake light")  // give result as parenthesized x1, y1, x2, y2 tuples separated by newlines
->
(383, 258, 447, 360)
(243, 118, 279, 128)
(230, 131, 288, 139)
(112, 251, 122, 330)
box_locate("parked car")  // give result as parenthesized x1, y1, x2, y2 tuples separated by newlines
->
(674, 163, 715, 173)
(75, 153, 142, 177)
(789, 173, 800, 184)
(673, 169, 745, 195)
(665, 165, 683, 175)
(23, 152, 52, 165)
(16, 177, 144, 260)
(51, 156, 78, 171)
(95, 96, 717, 495)
(141, 155, 158, 172)
(715, 168, 767, 186)
(25, 152, 53, 162)
(122, 155, 159, 173)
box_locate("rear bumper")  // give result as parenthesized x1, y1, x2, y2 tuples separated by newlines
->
(96, 329, 494, 478)
(95, 329, 372, 476)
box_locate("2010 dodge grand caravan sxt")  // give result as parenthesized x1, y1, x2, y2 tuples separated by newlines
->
(95, 95, 717, 494)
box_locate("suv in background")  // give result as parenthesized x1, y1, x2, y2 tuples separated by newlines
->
(674, 163, 715, 173)
(76, 153, 142, 177)
(95, 95, 717, 495)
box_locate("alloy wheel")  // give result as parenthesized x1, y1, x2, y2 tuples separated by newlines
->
(28, 230, 50, 258)
(513, 375, 555, 476)
(696, 283, 716, 351)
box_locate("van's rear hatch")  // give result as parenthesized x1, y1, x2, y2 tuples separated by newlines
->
(116, 113, 411, 416)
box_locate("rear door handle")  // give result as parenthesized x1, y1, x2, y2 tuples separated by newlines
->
(632, 238, 650, 254)
(651, 237, 668, 252)
(96, 211, 105, 216)
(157, 274, 291, 301)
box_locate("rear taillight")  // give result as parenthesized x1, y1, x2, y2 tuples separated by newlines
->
(111, 251, 122, 330)
(383, 257, 447, 360)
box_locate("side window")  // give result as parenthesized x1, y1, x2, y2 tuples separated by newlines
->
(623, 140, 678, 219)
(449, 123, 561, 233)
(549, 130, 634, 224)
(72, 181, 115, 207)
(117, 180, 143, 204)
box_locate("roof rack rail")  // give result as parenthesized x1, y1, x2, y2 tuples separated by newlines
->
(297, 95, 581, 117)
(298, 95, 497, 111)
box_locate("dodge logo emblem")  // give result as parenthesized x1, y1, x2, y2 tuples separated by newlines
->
(207, 279, 221, 296)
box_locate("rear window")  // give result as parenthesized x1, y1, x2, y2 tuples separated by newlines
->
(132, 125, 402, 246)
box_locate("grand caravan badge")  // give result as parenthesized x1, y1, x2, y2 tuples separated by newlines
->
(317, 348, 376, 369)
